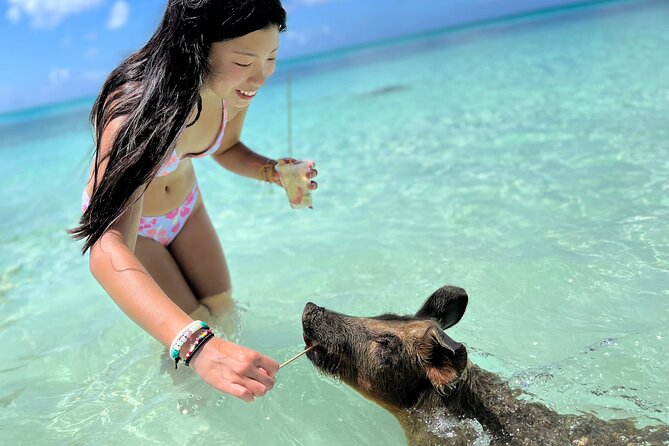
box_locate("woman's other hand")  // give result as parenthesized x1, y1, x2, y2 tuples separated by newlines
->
(189, 336, 279, 402)
(274, 157, 318, 190)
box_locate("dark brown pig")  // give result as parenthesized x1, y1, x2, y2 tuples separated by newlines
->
(301, 285, 668, 446)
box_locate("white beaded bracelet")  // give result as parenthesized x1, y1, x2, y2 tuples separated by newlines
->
(170, 320, 209, 360)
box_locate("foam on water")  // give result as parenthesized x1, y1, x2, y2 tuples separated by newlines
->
(1, 1, 668, 444)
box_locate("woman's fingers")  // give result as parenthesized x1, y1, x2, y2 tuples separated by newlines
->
(230, 364, 275, 400)
(190, 337, 281, 402)
(224, 383, 256, 402)
(220, 366, 274, 401)
(307, 165, 317, 190)
(232, 349, 278, 395)
(257, 356, 280, 377)
(244, 376, 272, 397)
(248, 367, 276, 392)
(247, 356, 278, 391)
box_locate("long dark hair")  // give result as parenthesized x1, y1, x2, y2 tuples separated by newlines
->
(69, 0, 286, 253)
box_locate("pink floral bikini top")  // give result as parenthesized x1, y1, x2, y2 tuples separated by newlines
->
(156, 100, 228, 177)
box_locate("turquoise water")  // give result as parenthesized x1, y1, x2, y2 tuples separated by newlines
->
(1, 1, 669, 444)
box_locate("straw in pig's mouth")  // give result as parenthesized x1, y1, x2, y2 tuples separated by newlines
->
(279, 338, 318, 369)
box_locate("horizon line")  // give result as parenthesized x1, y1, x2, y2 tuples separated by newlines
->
(0, 0, 632, 122)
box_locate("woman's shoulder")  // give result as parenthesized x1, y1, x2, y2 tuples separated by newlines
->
(94, 81, 143, 143)
(97, 115, 128, 154)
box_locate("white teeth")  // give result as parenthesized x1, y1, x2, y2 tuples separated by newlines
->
(239, 90, 257, 97)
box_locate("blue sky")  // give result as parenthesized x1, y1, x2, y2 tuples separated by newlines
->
(0, 0, 593, 114)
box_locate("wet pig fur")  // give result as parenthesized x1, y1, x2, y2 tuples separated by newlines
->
(301, 285, 668, 446)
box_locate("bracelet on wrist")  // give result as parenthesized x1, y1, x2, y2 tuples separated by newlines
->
(170, 320, 210, 369)
(184, 330, 215, 367)
(259, 160, 279, 183)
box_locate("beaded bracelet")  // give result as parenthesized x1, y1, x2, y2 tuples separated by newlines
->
(170, 321, 205, 359)
(184, 330, 215, 367)
(170, 320, 209, 362)
(174, 329, 213, 369)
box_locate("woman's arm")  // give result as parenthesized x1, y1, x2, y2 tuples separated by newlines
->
(91, 232, 195, 347)
(211, 107, 319, 189)
(211, 107, 276, 180)
(89, 197, 277, 401)
(86, 117, 278, 401)
(87, 118, 193, 345)
(214, 140, 277, 180)
(89, 206, 192, 347)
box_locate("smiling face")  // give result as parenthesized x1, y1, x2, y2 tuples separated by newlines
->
(204, 26, 280, 108)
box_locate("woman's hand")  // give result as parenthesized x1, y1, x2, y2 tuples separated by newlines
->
(189, 336, 279, 402)
(273, 158, 318, 190)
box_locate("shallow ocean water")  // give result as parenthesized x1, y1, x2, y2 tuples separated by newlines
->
(1, 0, 668, 444)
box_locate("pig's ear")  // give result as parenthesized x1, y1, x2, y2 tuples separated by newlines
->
(418, 327, 468, 394)
(415, 285, 468, 329)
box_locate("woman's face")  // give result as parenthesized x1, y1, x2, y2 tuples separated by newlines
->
(205, 26, 280, 108)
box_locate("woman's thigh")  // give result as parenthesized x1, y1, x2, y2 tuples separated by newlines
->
(134, 235, 200, 314)
(168, 195, 232, 300)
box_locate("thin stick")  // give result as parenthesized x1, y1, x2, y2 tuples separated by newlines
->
(286, 73, 293, 158)
(279, 345, 314, 369)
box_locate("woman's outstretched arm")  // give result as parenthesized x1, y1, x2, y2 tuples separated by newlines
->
(89, 216, 193, 347)
(87, 118, 278, 401)
(89, 205, 278, 402)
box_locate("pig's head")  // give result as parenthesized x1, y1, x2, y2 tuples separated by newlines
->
(302, 285, 468, 409)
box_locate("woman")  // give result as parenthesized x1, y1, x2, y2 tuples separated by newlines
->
(70, 0, 317, 402)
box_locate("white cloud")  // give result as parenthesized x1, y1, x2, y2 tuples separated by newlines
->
(285, 30, 310, 46)
(107, 0, 128, 30)
(82, 70, 106, 82)
(6, 6, 21, 22)
(285, 25, 333, 46)
(6, 0, 103, 29)
(84, 47, 99, 58)
(49, 68, 70, 84)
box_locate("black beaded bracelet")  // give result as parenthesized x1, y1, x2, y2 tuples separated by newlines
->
(184, 332, 215, 367)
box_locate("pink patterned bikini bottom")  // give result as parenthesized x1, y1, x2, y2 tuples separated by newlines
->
(82, 181, 199, 246)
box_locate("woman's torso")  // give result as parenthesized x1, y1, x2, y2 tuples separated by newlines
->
(117, 93, 237, 216)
